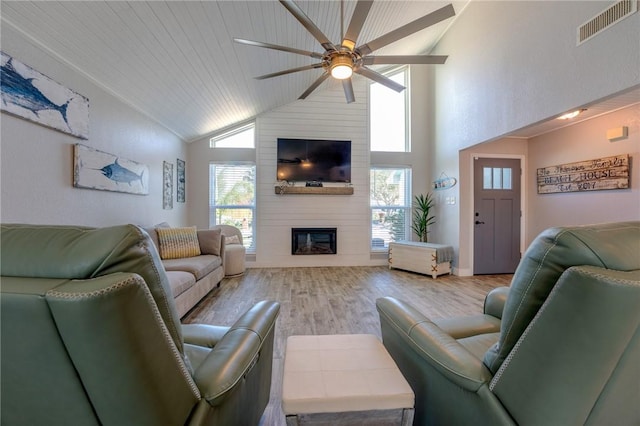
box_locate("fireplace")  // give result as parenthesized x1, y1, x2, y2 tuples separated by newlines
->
(291, 228, 337, 255)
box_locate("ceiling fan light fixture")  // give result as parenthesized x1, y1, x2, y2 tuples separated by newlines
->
(329, 55, 353, 79)
(236, 1, 455, 102)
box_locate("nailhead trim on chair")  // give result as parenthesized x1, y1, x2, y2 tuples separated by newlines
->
(47, 274, 202, 400)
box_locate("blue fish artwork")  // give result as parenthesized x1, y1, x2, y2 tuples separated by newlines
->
(1, 58, 69, 125)
(96, 159, 146, 186)
(74, 144, 149, 195)
(1, 51, 89, 139)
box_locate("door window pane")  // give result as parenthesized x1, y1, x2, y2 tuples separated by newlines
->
(502, 168, 512, 189)
(483, 167, 492, 189)
(493, 168, 502, 189)
(483, 167, 513, 190)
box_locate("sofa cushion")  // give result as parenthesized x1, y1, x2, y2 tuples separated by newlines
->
(157, 227, 201, 260)
(165, 270, 196, 298)
(197, 228, 222, 256)
(142, 222, 170, 252)
(162, 255, 222, 281)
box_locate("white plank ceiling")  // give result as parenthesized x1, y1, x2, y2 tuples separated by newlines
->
(3, 1, 637, 142)
(1, 0, 465, 141)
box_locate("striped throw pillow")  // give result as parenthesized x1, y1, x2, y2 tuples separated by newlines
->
(156, 226, 201, 260)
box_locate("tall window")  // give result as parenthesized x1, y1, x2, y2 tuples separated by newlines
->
(210, 122, 255, 148)
(370, 167, 411, 249)
(209, 163, 256, 251)
(370, 68, 409, 152)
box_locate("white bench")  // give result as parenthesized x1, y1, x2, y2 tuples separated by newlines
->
(388, 241, 453, 279)
(282, 334, 414, 425)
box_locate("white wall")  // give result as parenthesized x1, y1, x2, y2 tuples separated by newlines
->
(434, 1, 640, 150)
(526, 104, 640, 242)
(1, 26, 187, 227)
(430, 1, 640, 266)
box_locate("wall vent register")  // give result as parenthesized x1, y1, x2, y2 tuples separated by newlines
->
(577, 0, 637, 45)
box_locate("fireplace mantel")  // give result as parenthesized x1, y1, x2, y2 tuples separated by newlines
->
(275, 186, 353, 195)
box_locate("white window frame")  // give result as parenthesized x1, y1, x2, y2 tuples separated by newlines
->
(209, 162, 256, 252)
(370, 166, 412, 251)
(209, 122, 255, 148)
(369, 67, 410, 153)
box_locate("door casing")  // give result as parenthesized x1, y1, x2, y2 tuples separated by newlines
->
(466, 154, 526, 276)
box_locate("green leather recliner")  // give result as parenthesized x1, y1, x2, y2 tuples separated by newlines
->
(377, 221, 640, 425)
(0, 223, 280, 425)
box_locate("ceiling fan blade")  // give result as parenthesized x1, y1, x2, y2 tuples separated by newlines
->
(363, 55, 448, 65)
(280, 0, 337, 52)
(355, 66, 405, 92)
(256, 63, 324, 80)
(342, 79, 356, 103)
(342, 0, 374, 51)
(299, 72, 331, 99)
(356, 4, 455, 56)
(234, 38, 324, 59)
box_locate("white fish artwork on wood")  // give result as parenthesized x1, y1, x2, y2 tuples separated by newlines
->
(74, 144, 149, 195)
(1, 51, 89, 139)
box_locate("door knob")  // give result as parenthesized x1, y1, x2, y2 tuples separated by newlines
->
(475, 220, 485, 225)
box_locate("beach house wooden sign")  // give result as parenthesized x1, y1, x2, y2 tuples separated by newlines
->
(537, 154, 629, 194)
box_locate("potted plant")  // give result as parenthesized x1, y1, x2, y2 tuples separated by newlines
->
(411, 193, 435, 243)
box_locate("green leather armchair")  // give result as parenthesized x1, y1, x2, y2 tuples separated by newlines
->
(0, 223, 280, 425)
(377, 221, 640, 425)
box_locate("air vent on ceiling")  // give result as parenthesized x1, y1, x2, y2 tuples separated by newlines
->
(577, 0, 637, 45)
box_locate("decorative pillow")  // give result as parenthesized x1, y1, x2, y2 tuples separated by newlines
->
(156, 226, 201, 260)
(197, 228, 222, 256)
(225, 234, 241, 245)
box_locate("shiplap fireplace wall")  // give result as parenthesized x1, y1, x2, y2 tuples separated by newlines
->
(254, 79, 371, 267)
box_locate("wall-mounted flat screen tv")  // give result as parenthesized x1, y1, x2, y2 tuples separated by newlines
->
(277, 138, 351, 183)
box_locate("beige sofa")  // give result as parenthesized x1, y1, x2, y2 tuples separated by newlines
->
(215, 224, 247, 277)
(144, 224, 225, 318)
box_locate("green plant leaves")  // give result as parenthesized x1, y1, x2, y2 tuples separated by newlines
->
(411, 193, 435, 242)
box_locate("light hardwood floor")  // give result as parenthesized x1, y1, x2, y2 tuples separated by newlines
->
(183, 266, 512, 426)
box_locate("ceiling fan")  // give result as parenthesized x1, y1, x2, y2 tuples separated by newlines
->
(234, 0, 455, 103)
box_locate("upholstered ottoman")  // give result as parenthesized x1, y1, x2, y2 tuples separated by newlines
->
(282, 334, 414, 425)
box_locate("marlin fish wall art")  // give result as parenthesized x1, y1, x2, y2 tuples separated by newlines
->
(1, 51, 89, 139)
(74, 144, 149, 195)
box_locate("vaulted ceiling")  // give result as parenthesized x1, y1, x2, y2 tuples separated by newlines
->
(1, 1, 467, 141)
